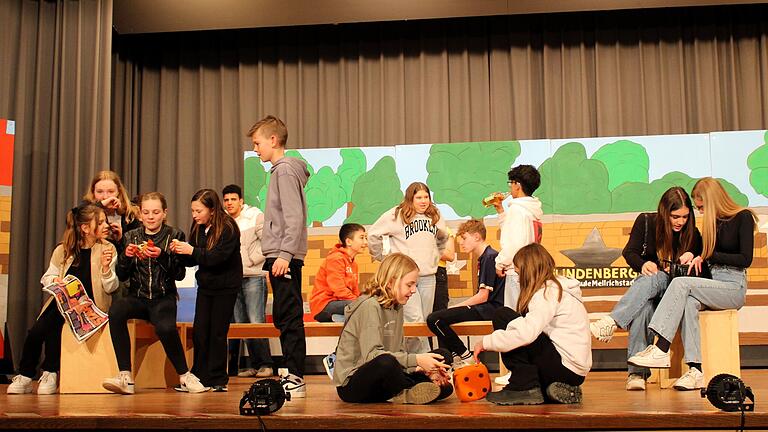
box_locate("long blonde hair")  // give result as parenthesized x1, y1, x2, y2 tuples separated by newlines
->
(692, 177, 757, 259)
(363, 253, 419, 309)
(83, 170, 139, 223)
(394, 182, 440, 225)
(513, 243, 562, 314)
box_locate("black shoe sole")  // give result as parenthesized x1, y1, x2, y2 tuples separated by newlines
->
(545, 382, 582, 404)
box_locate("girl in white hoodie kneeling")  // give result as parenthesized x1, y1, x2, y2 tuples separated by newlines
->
(474, 243, 592, 405)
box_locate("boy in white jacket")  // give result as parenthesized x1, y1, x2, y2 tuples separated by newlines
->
(474, 243, 592, 405)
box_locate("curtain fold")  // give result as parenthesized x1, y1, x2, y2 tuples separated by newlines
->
(0, 0, 113, 367)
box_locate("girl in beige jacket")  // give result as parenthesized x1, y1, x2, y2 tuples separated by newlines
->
(7, 203, 118, 395)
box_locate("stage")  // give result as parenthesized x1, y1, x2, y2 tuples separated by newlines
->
(1, 370, 767, 431)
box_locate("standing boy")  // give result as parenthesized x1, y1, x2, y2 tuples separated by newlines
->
(426, 219, 505, 369)
(222, 184, 274, 378)
(493, 164, 543, 385)
(248, 116, 309, 397)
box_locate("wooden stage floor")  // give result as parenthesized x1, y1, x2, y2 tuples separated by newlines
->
(1, 370, 768, 431)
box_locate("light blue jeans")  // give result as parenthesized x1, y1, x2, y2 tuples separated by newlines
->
(648, 266, 747, 364)
(610, 271, 670, 377)
(404, 274, 436, 353)
(233, 276, 273, 368)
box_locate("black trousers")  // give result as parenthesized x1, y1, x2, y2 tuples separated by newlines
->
(265, 258, 306, 377)
(336, 348, 452, 403)
(109, 295, 188, 375)
(493, 307, 585, 391)
(426, 305, 483, 357)
(18, 302, 64, 378)
(432, 266, 449, 312)
(191, 291, 238, 387)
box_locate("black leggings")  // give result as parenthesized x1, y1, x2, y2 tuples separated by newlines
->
(426, 305, 483, 357)
(18, 302, 64, 378)
(336, 348, 451, 403)
(108, 295, 189, 375)
(493, 307, 585, 391)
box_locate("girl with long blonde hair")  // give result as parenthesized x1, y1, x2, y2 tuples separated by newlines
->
(368, 182, 448, 353)
(83, 170, 140, 248)
(333, 253, 452, 405)
(474, 243, 591, 405)
(629, 177, 757, 391)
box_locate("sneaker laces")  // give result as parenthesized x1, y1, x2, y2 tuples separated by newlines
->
(39, 372, 55, 385)
(12, 375, 28, 384)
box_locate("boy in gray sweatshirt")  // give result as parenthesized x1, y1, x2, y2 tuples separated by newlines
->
(249, 115, 310, 398)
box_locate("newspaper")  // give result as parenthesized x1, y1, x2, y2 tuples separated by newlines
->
(43, 275, 109, 342)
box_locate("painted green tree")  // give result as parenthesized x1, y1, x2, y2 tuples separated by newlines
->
(592, 140, 650, 191)
(337, 148, 366, 201)
(244, 156, 268, 208)
(747, 131, 768, 198)
(305, 166, 347, 225)
(346, 156, 403, 224)
(426, 141, 521, 218)
(536, 142, 612, 214)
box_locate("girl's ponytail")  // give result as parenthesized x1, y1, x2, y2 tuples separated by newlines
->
(60, 203, 103, 266)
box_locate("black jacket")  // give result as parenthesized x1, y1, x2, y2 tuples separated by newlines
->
(181, 223, 243, 295)
(118, 225, 186, 299)
(623, 212, 703, 273)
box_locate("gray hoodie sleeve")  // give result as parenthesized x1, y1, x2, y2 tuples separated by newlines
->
(367, 208, 396, 262)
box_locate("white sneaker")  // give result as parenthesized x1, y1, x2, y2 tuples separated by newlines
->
(626, 373, 646, 391)
(178, 372, 210, 393)
(322, 353, 336, 380)
(7, 375, 33, 394)
(628, 345, 670, 368)
(102, 371, 135, 395)
(37, 371, 58, 395)
(280, 372, 306, 399)
(254, 366, 274, 378)
(494, 372, 511, 386)
(590, 316, 617, 343)
(673, 367, 704, 391)
(452, 353, 476, 370)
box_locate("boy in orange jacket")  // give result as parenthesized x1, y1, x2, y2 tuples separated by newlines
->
(310, 224, 367, 322)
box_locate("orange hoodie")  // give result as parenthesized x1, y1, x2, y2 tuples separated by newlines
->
(309, 245, 360, 320)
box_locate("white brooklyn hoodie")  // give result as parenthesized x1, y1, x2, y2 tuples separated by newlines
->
(368, 207, 448, 276)
(482, 276, 592, 377)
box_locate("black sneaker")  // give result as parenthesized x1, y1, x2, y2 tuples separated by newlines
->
(545, 382, 582, 404)
(436, 383, 454, 401)
(485, 386, 544, 405)
(211, 385, 228, 392)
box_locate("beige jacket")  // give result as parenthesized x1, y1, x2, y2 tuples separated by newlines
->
(39, 240, 119, 315)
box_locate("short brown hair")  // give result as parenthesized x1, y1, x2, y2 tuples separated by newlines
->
(456, 219, 486, 240)
(246, 115, 288, 148)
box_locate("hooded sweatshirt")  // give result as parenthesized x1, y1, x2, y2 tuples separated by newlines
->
(262, 156, 310, 262)
(482, 276, 592, 377)
(495, 196, 544, 271)
(332, 295, 418, 387)
(236, 204, 266, 277)
(309, 245, 359, 319)
(368, 207, 448, 276)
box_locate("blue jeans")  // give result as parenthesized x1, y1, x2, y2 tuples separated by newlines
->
(610, 271, 670, 377)
(648, 266, 747, 364)
(403, 275, 436, 353)
(232, 276, 273, 368)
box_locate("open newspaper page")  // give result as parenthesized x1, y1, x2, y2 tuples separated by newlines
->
(42, 275, 108, 342)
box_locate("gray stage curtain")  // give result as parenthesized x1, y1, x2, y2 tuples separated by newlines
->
(0, 0, 113, 368)
(111, 6, 768, 230)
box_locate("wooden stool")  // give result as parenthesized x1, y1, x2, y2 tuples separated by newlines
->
(59, 324, 119, 394)
(59, 320, 183, 393)
(655, 309, 741, 388)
